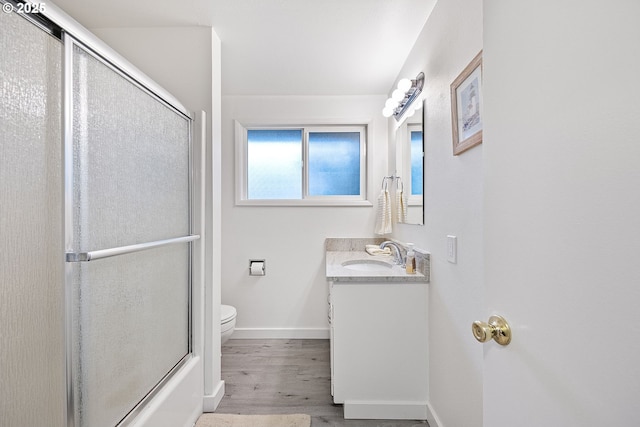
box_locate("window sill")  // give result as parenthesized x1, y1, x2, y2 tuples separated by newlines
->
(235, 199, 373, 207)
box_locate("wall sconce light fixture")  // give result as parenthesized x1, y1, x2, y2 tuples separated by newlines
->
(382, 72, 425, 121)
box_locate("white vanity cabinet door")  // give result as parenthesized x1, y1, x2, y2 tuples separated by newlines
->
(330, 282, 429, 419)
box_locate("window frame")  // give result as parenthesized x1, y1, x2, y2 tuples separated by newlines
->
(235, 120, 372, 206)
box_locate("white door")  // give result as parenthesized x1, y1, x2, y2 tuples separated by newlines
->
(483, 2, 640, 426)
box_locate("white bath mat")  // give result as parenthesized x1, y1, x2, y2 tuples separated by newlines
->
(195, 413, 311, 427)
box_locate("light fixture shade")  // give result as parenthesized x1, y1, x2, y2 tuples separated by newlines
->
(397, 78, 412, 92)
(381, 72, 424, 121)
(391, 88, 405, 102)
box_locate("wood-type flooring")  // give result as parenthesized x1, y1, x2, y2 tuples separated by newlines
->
(216, 339, 428, 427)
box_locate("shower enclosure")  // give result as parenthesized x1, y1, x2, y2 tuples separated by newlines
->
(1, 2, 203, 426)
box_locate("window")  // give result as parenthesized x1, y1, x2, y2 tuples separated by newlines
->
(236, 122, 369, 205)
(247, 129, 302, 199)
(308, 131, 361, 196)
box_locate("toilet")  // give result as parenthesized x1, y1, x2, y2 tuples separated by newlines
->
(221, 304, 237, 344)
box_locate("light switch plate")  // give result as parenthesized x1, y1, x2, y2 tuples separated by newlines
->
(447, 235, 457, 263)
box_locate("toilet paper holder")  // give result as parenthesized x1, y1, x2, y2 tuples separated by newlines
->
(249, 259, 266, 276)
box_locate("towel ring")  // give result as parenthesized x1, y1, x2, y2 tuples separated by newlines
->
(382, 175, 402, 190)
(381, 176, 389, 190)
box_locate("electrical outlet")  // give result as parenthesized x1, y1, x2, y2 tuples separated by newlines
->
(447, 235, 457, 263)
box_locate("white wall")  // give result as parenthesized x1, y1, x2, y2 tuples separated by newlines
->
(221, 95, 388, 337)
(390, 0, 483, 426)
(92, 26, 225, 407)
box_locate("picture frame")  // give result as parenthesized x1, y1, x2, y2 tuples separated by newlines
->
(450, 51, 483, 155)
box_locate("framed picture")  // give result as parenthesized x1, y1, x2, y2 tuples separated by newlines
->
(450, 51, 483, 155)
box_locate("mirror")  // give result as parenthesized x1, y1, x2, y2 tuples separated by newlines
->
(395, 100, 424, 225)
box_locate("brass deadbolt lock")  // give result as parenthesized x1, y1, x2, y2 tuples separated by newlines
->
(472, 315, 511, 346)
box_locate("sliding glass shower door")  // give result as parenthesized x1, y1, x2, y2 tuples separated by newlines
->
(64, 38, 195, 427)
(0, 9, 65, 427)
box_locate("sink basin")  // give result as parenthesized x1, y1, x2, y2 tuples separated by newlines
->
(341, 259, 393, 272)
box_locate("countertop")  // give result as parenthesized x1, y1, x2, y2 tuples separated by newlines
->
(325, 250, 429, 283)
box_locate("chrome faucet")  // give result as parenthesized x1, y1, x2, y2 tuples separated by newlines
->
(380, 241, 404, 266)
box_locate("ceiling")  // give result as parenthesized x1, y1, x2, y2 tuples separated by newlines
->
(49, 0, 436, 96)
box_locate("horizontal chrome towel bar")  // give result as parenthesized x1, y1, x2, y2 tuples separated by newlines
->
(66, 235, 200, 262)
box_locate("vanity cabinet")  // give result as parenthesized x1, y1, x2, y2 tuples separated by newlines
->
(328, 281, 428, 420)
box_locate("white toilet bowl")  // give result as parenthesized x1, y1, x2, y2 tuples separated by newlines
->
(221, 304, 237, 344)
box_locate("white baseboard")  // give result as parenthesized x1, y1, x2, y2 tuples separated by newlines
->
(343, 400, 428, 420)
(202, 380, 225, 412)
(232, 328, 330, 339)
(426, 401, 443, 427)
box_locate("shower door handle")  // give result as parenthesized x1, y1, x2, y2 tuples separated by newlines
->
(66, 234, 200, 262)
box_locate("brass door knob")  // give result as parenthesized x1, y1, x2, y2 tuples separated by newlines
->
(472, 315, 511, 346)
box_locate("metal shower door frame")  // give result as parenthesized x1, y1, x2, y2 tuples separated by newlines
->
(61, 32, 198, 427)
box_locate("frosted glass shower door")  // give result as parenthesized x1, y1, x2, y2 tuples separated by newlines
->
(0, 10, 65, 427)
(65, 39, 195, 427)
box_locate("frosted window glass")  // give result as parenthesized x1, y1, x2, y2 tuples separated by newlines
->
(410, 130, 423, 196)
(0, 11, 65, 427)
(72, 244, 190, 427)
(72, 45, 190, 251)
(247, 129, 302, 199)
(308, 132, 360, 196)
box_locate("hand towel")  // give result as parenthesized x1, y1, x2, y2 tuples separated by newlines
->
(365, 245, 392, 256)
(395, 189, 407, 224)
(374, 188, 392, 235)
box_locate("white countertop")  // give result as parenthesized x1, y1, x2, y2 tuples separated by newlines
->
(325, 250, 428, 283)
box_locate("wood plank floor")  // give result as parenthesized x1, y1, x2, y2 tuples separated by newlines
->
(216, 339, 429, 427)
